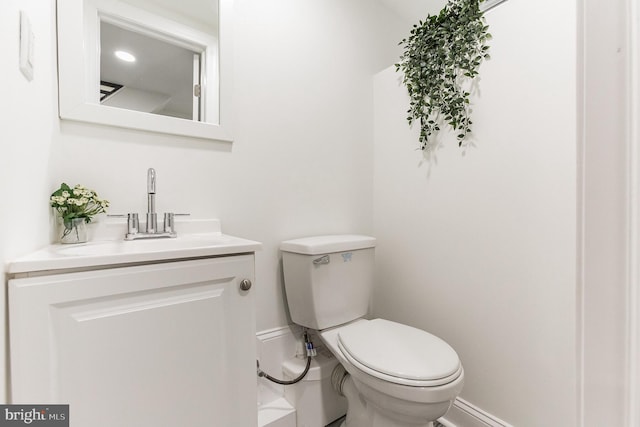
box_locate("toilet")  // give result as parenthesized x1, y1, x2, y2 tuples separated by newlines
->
(280, 235, 464, 427)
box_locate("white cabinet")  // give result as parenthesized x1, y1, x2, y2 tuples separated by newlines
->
(9, 254, 257, 427)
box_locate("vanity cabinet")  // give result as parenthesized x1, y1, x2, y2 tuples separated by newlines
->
(9, 254, 257, 427)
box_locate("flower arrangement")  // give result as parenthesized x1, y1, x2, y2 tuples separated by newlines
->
(50, 183, 109, 236)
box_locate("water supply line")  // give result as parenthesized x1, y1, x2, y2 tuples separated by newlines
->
(257, 329, 316, 386)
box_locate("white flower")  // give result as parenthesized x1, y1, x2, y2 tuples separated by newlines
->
(51, 183, 109, 221)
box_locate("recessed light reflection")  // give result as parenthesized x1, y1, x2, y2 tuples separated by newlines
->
(114, 50, 136, 62)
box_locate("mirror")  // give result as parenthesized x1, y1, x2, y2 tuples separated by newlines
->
(100, 21, 202, 120)
(57, 0, 233, 141)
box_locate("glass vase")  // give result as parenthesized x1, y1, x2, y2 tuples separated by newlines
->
(59, 217, 88, 244)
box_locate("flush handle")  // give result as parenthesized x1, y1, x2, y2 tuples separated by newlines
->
(240, 279, 252, 291)
(313, 255, 330, 265)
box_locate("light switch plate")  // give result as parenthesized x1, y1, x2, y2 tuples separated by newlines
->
(19, 11, 34, 81)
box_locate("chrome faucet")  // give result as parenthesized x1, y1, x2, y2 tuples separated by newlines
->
(146, 168, 157, 233)
(123, 168, 186, 240)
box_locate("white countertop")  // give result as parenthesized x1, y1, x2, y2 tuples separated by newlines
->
(8, 219, 262, 275)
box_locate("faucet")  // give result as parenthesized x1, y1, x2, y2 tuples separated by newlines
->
(123, 168, 186, 240)
(146, 168, 157, 233)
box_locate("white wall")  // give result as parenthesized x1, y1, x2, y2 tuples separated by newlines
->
(0, 0, 406, 403)
(0, 0, 58, 402)
(230, 0, 406, 329)
(580, 0, 631, 424)
(372, 1, 578, 425)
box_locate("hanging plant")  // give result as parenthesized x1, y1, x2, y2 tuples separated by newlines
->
(395, 0, 491, 150)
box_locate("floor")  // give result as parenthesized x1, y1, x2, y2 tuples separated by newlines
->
(326, 417, 446, 427)
(326, 417, 344, 427)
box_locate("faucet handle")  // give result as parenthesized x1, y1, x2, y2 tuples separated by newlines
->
(163, 212, 175, 234)
(163, 213, 190, 234)
(127, 213, 139, 235)
(108, 213, 139, 237)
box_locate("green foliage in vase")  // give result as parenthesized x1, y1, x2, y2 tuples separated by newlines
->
(395, 0, 491, 150)
(50, 183, 110, 227)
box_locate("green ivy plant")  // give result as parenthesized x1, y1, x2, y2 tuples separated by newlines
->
(395, 0, 491, 150)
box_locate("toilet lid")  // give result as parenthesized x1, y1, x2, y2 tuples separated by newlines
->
(337, 319, 461, 383)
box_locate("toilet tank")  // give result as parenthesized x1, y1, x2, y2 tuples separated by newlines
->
(280, 235, 376, 330)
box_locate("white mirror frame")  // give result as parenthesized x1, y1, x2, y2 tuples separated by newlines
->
(56, 0, 233, 142)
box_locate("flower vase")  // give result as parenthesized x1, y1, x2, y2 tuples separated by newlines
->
(59, 217, 88, 244)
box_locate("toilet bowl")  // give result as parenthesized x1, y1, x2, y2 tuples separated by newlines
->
(320, 319, 463, 427)
(280, 235, 464, 427)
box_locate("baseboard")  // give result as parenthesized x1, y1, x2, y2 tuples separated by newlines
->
(256, 324, 301, 343)
(256, 324, 301, 374)
(441, 397, 513, 427)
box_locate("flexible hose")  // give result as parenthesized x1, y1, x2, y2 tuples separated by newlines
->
(257, 355, 312, 385)
(257, 329, 314, 385)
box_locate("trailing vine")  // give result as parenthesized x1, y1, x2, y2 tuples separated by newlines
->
(395, 0, 491, 150)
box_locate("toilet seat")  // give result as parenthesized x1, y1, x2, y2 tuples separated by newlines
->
(337, 319, 462, 387)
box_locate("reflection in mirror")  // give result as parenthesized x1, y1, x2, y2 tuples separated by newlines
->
(56, 0, 233, 141)
(100, 21, 202, 120)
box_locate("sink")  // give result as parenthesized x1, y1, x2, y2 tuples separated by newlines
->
(55, 233, 235, 257)
(9, 230, 261, 274)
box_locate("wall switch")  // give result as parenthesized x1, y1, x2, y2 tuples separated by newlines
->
(19, 11, 34, 81)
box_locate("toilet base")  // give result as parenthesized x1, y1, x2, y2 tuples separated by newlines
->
(339, 372, 442, 427)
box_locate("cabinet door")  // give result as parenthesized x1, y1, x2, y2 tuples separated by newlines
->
(9, 255, 257, 427)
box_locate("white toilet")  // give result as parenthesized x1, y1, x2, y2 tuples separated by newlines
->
(280, 235, 464, 427)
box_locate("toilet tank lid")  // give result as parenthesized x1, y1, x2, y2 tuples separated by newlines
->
(280, 235, 376, 255)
